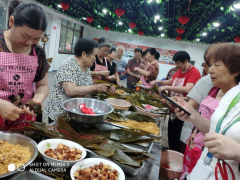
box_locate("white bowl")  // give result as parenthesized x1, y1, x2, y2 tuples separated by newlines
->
(70, 158, 125, 180)
(38, 139, 87, 168)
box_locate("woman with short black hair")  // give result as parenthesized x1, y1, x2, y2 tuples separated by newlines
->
(0, 1, 49, 130)
(44, 38, 111, 123)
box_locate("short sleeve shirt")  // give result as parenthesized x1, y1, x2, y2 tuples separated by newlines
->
(172, 66, 201, 97)
(144, 63, 159, 83)
(44, 56, 93, 121)
(0, 31, 50, 82)
(187, 74, 214, 104)
(126, 58, 148, 84)
(113, 58, 127, 72)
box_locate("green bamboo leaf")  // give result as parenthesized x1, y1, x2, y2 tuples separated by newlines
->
(233, 13, 237, 18)
(221, 29, 225, 32)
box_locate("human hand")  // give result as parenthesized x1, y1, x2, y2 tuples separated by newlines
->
(160, 99, 168, 106)
(158, 86, 168, 93)
(107, 86, 116, 94)
(96, 84, 110, 92)
(0, 99, 23, 121)
(150, 80, 157, 86)
(134, 67, 140, 72)
(105, 76, 115, 81)
(99, 71, 110, 77)
(174, 98, 196, 122)
(204, 132, 240, 162)
(23, 105, 37, 116)
(140, 64, 146, 69)
(136, 75, 141, 79)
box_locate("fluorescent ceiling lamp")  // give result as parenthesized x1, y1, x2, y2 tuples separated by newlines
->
(155, 15, 160, 20)
(230, 6, 235, 11)
(159, 27, 163, 30)
(213, 22, 220, 27)
(118, 21, 123, 25)
(196, 39, 200, 41)
(98, 25, 101, 28)
(234, 3, 240, 9)
(202, 32, 207, 36)
(82, 17, 86, 20)
(128, 29, 132, 33)
(161, 33, 164, 37)
(103, 9, 107, 14)
(57, 4, 62, 8)
(148, 0, 153, 3)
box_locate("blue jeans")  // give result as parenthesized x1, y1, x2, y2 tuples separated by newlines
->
(119, 70, 127, 80)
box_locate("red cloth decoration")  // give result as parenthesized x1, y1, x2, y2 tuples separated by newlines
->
(87, 16, 94, 23)
(176, 36, 182, 41)
(115, 8, 125, 18)
(60, 2, 69, 11)
(129, 22, 136, 29)
(234, 36, 240, 43)
(177, 28, 185, 34)
(178, 15, 189, 25)
(79, 104, 96, 114)
(138, 30, 144, 36)
(104, 26, 110, 32)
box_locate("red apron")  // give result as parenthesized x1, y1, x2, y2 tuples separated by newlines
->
(0, 48, 38, 130)
(180, 87, 220, 180)
(93, 58, 108, 80)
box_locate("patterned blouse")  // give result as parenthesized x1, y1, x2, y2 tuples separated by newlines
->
(144, 63, 159, 83)
(0, 31, 49, 82)
(44, 56, 93, 121)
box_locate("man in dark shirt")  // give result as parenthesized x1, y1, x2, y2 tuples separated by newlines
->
(126, 48, 147, 89)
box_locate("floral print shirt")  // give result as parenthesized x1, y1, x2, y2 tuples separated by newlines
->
(44, 56, 93, 121)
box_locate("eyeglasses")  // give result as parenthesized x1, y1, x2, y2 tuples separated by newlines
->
(100, 48, 110, 54)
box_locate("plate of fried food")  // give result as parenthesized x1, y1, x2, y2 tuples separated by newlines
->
(115, 89, 129, 97)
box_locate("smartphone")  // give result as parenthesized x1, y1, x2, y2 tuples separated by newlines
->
(160, 93, 191, 116)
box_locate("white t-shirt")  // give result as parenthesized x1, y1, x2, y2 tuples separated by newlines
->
(180, 74, 214, 143)
(190, 83, 240, 180)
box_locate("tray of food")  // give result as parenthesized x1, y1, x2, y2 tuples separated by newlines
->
(105, 109, 165, 138)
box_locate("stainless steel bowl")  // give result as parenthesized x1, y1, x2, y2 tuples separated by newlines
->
(62, 98, 114, 124)
(0, 131, 38, 179)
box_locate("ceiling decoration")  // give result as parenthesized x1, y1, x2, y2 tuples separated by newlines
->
(36, 0, 240, 44)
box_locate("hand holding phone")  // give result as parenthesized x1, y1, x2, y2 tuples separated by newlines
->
(160, 93, 191, 116)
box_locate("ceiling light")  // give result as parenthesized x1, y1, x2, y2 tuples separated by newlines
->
(118, 21, 123, 25)
(128, 29, 132, 33)
(220, 6, 224, 11)
(82, 17, 86, 20)
(103, 9, 107, 14)
(202, 32, 207, 36)
(234, 3, 240, 9)
(161, 33, 164, 37)
(57, 4, 62, 8)
(213, 22, 220, 27)
(154, 19, 157, 23)
(98, 25, 101, 28)
(196, 39, 200, 41)
(160, 19, 162, 22)
(159, 27, 163, 30)
(148, 0, 153, 3)
(155, 15, 160, 20)
(230, 6, 235, 11)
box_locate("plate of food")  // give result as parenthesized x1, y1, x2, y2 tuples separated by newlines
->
(70, 158, 125, 180)
(38, 139, 87, 168)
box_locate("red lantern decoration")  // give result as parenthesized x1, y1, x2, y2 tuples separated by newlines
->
(87, 16, 94, 23)
(176, 36, 182, 41)
(115, 8, 125, 18)
(234, 36, 240, 43)
(104, 26, 110, 32)
(129, 22, 136, 29)
(60, 2, 69, 11)
(178, 15, 189, 25)
(177, 28, 185, 35)
(138, 30, 144, 36)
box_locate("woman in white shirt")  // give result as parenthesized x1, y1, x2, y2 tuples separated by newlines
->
(175, 43, 240, 180)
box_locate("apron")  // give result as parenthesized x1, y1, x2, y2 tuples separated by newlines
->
(0, 48, 38, 130)
(93, 58, 108, 80)
(180, 87, 220, 180)
(170, 65, 192, 119)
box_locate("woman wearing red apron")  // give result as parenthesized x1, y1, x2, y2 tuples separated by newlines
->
(180, 87, 220, 179)
(151, 51, 201, 153)
(0, 2, 49, 130)
(134, 48, 160, 90)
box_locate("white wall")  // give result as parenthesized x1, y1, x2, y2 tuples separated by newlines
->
(84, 28, 208, 80)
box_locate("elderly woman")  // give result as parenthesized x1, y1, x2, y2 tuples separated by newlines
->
(44, 38, 111, 123)
(90, 37, 111, 80)
(134, 48, 160, 88)
(113, 46, 127, 80)
(175, 43, 240, 180)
